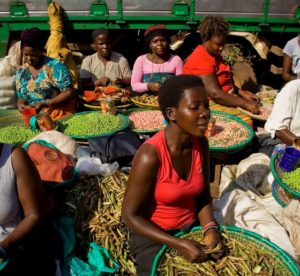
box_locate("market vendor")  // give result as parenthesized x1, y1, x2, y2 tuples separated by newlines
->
(131, 25, 183, 93)
(80, 29, 131, 90)
(122, 75, 222, 275)
(282, 34, 300, 82)
(0, 143, 56, 274)
(263, 79, 300, 152)
(183, 16, 260, 126)
(16, 28, 76, 120)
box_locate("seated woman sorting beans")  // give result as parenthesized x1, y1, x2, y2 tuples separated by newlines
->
(131, 25, 183, 93)
(183, 16, 260, 127)
(15, 28, 76, 120)
(122, 75, 222, 275)
(80, 29, 131, 90)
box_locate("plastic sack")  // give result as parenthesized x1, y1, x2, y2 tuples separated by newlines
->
(75, 146, 119, 176)
(65, 243, 119, 276)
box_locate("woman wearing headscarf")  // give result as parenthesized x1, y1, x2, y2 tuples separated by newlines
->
(131, 25, 183, 93)
(15, 28, 76, 120)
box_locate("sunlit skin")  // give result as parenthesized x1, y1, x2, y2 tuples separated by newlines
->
(171, 86, 210, 138)
(149, 35, 170, 57)
(93, 34, 112, 60)
(22, 46, 44, 69)
(203, 36, 226, 57)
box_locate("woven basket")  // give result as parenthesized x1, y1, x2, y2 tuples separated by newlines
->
(208, 110, 254, 153)
(271, 151, 300, 199)
(151, 226, 299, 276)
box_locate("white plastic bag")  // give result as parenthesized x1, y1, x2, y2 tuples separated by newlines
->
(75, 146, 119, 176)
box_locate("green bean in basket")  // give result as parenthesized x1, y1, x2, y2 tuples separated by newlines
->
(60, 112, 121, 136)
(282, 168, 300, 192)
(158, 230, 293, 276)
(0, 125, 39, 145)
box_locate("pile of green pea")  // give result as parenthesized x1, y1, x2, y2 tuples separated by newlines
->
(60, 112, 121, 137)
(282, 167, 300, 192)
(0, 125, 39, 145)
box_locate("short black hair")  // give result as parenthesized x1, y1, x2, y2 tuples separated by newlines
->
(91, 29, 110, 42)
(198, 16, 230, 42)
(158, 75, 205, 122)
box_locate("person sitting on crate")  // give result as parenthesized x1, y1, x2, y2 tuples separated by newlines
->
(122, 75, 223, 275)
(183, 16, 260, 127)
(80, 29, 132, 91)
(15, 28, 76, 120)
(0, 143, 56, 275)
(131, 25, 183, 93)
(282, 34, 300, 82)
(261, 79, 300, 156)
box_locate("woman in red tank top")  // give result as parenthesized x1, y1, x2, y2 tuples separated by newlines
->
(122, 75, 223, 275)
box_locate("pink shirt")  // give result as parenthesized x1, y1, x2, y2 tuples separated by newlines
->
(144, 130, 204, 230)
(131, 54, 183, 92)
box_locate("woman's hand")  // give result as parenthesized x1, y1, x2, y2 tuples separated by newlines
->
(203, 228, 224, 260)
(175, 238, 208, 263)
(33, 101, 47, 111)
(147, 82, 161, 92)
(94, 77, 111, 86)
(17, 103, 28, 112)
(242, 99, 261, 114)
(238, 89, 260, 103)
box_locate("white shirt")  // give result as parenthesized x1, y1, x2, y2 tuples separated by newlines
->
(283, 36, 300, 74)
(264, 79, 300, 138)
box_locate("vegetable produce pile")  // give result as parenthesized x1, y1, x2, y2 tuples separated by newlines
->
(131, 94, 159, 107)
(129, 110, 165, 132)
(62, 172, 136, 274)
(282, 168, 300, 192)
(60, 112, 125, 137)
(208, 115, 249, 148)
(0, 125, 39, 145)
(157, 229, 294, 276)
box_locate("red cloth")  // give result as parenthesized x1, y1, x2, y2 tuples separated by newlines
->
(183, 45, 233, 93)
(144, 130, 204, 230)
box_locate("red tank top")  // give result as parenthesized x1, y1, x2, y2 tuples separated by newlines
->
(144, 130, 204, 230)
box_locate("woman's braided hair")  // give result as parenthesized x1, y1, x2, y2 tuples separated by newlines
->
(198, 16, 230, 42)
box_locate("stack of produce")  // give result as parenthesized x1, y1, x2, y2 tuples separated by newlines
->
(62, 171, 136, 274)
(156, 228, 297, 276)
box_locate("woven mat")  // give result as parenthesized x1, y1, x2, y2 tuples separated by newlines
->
(0, 109, 24, 127)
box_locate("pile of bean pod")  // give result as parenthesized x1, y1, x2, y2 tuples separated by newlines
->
(209, 115, 249, 147)
(129, 110, 165, 131)
(282, 168, 300, 192)
(60, 112, 122, 137)
(0, 125, 39, 145)
(158, 230, 293, 276)
(62, 171, 136, 275)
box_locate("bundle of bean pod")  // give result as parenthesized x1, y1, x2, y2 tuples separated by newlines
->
(62, 171, 136, 274)
(158, 230, 293, 276)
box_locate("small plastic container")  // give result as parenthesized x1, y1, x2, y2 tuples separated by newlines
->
(100, 97, 116, 115)
(36, 111, 56, 131)
(22, 107, 37, 127)
(279, 147, 300, 172)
